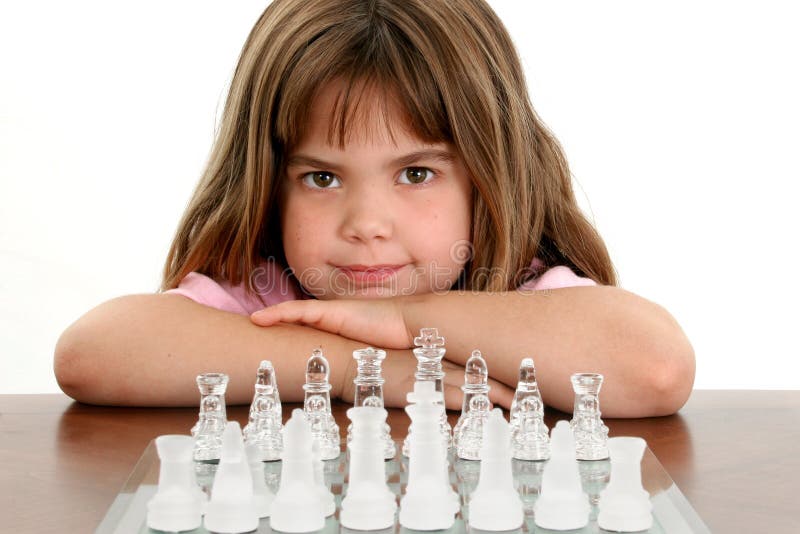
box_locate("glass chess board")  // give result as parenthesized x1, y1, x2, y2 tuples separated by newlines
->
(97, 439, 710, 534)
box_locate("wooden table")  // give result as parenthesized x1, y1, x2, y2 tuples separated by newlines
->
(1, 391, 797, 533)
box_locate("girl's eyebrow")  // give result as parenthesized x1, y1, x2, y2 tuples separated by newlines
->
(285, 149, 456, 171)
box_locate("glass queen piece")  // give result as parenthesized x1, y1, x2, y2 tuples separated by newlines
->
(191, 372, 229, 461)
(347, 347, 395, 459)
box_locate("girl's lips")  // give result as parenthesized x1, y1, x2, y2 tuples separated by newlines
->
(336, 265, 405, 284)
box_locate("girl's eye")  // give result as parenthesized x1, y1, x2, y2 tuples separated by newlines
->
(398, 167, 435, 185)
(301, 171, 341, 189)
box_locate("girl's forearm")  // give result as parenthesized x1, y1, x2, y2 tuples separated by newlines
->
(54, 293, 389, 407)
(401, 286, 695, 417)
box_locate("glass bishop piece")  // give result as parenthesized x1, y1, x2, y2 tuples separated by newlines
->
(402, 327, 453, 456)
(303, 349, 340, 460)
(243, 360, 283, 461)
(347, 347, 395, 459)
(509, 357, 550, 460)
(453, 350, 492, 460)
(569, 372, 609, 460)
(191, 373, 229, 461)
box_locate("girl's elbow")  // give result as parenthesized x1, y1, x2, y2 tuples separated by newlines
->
(53, 324, 101, 404)
(647, 331, 696, 416)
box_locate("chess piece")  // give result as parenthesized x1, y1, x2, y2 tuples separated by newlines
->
(243, 360, 283, 461)
(597, 437, 653, 532)
(191, 373, 229, 461)
(511, 395, 550, 461)
(570, 373, 610, 460)
(534, 420, 590, 530)
(468, 409, 524, 531)
(453, 350, 493, 460)
(245, 443, 274, 518)
(509, 358, 542, 426)
(402, 328, 452, 456)
(347, 347, 395, 460)
(399, 381, 459, 530)
(312, 440, 336, 517)
(146, 435, 203, 532)
(203, 422, 259, 534)
(303, 349, 340, 460)
(270, 409, 326, 532)
(340, 406, 397, 530)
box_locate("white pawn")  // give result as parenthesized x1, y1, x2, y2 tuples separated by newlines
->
(598, 437, 653, 532)
(303, 349, 340, 460)
(146, 435, 203, 532)
(534, 420, 590, 531)
(270, 409, 326, 533)
(340, 406, 397, 530)
(468, 409, 524, 531)
(245, 443, 274, 518)
(312, 440, 336, 517)
(203, 422, 259, 534)
(453, 350, 492, 460)
(399, 381, 459, 530)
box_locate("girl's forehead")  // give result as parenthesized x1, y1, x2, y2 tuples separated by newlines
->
(298, 80, 433, 150)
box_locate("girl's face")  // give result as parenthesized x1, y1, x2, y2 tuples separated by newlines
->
(280, 83, 473, 300)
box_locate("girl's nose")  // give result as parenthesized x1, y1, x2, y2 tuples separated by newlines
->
(338, 186, 395, 243)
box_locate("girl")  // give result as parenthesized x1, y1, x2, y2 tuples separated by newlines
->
(54, 0, 694, 416)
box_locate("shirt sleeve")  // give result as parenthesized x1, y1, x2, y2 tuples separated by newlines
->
(516, 258, 597, 291)
(163, 260, 306, 316)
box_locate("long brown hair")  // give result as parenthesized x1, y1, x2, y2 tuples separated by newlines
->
(161, 0, 617, 294)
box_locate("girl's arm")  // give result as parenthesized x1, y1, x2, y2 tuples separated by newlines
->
(54, 294, 513, 408)
(401, 286, 695, 418)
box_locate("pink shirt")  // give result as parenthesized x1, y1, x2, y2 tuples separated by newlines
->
(164, 258, 596, 315)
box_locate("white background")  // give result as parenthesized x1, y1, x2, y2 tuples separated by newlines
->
(1, 1, 798, 393)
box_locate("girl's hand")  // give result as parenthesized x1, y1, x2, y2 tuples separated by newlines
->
(250, 298, 413, 349)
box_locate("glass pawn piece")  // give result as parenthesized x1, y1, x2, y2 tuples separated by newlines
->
(569, 373, 610, 460)
(303, 348, 340, 460)
(243, 360, 283, 461)
(508, 356, 549, 460)
(402, 327, 452, 456)
(453, 350, 493, 460)
(191, 372, 229, 461)
(346, 347, 396, 460)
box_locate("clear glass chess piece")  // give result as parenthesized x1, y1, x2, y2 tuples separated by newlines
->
(511, 395, 550, 461)
(569, 372, 610, 460)
(453, 350, 493, 460)
(402, 327, 452, 456)
(242, 360, 283, 461)
(191, 373, 229, 461)
(346, 347, 396, 460)
(509, 357, 543, 429)
(303, 348, 340, 460)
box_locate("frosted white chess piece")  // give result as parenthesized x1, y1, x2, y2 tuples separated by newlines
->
(468, 409, 524, 531)
(510, 357, 550, 460)
(303, 349, 340, 460)
(340, 406, 397, 530)
(203, 422, 260, 534)
(597, 437, 653, 532)
(453, 350, 493, 460)
(534, 420, 591, 530)
(402, 328, 452, 456)
(312, 440, 336, 517)
(399, 381, 459, 530)
(146, 435, 204, 532)
(245, 443, 274, 518)
(270, 409, 326, 533)
(191, 373, 229, 461)
(243, 360, 283, 461)
(347, 347, 396, 460)
(570, 372, 609, 460)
